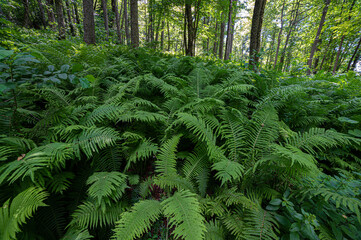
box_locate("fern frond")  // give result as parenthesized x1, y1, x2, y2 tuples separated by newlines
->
(205, 220, 225, 240)
(0, 187, 48, 240)
(60, 227, 93, 240)
(70, 200, 125, 229)
(155, 135, 181, 176)
(162, 190, 206, 240)
(126, 139, 158, 170)
(111, 200, 162, 240)
(87, 172, 128, 205)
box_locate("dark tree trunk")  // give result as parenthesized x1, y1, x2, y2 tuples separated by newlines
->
(73, 2, 80, 24)
(45, 0, 56, 29)
(112, 0, 122, 43)
(307, 0, 331, 75)
(274, 0, 285, 67)
(37, 0, 47, 28)
(23, 0, 31, 28)
(185, 3, 194, 56)
(219, 14, 225, 59)
(93, 0, 98, 10)
(351, 52, 360, 70)
(249, 0, 267, 71)
(347, 36, 361, 71)
(224, 0, 234, 60)
(55, 0, 66, 39)
(83, 0, 96, 44)
(130, 0, 139, 48)
(101, 0, 109, 39)
(124, 0, 130, 45)
(65, 0, 75, 36)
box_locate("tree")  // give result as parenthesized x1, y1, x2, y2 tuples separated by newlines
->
(83, 0, 96, 44)
(307, 0, 331, 75)
(347, 36, 361, 71)
(218, 14, 225, 59)
(101, 0, 109, 39)
(130, 0, 139, 48)
(23, 0, 31, 28)
(249, 0, 267, 70)
(112, 0, 122, 43)
(37, 0, 47, 28)
(55, 0, 66, 39)
(273, 0, 285, 68)
(65, 0, 75, 36)
(224, 0, 234, 60)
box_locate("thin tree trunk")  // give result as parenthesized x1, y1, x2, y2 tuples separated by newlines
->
(161, 20, 165, 50)
(185, 2, 194, 56)
(93, 0, 98, 10)
(219, 14, 225, 59)
(351, 52, 360, 70)
(37, 0, 47, 28)
(101, 0, 109, 39)
(73, 2, 80, 24)
(249, 0, 267, 71)
(347, 36, 361, 71)
(224, 0, 234, 60)
(124, 0, 130, 45)
(167, 21, 171, 51)
(213, 20, 218, 56)
(65, 0, 75, 36)
(130, 0, 139, 48)
(307, 0, 331, 75)
(274, 0, 285, 67)
(55, 0, 66, 39)
(112, 0, 122, 43)
(148, 0, 154, 44)
(83, 0, 96, 44)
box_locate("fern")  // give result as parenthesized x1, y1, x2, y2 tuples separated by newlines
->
(155, 135, 181, 177)
(0, 187, 48, 240)
(112, 200, 162, 240)
(162, 190, 206, 240)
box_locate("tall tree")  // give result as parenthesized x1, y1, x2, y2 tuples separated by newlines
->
(307, 0, 331, 75)
(83, 0, 96, 44)
(213, 20, 219, 56)
(184, 0, 201, 56)
(347, 36, 361, 71)
(249, 0, 267, 70)
(101, 0, 109, 39)
(55, 0, 66, 39)
(112, 0, 122, 43)
(65, 0, 75, 36)
(333, 0, 356, 74)
(218, 14, 225, 59)
(224, 0, 234, 60)
(273, 0, 285, 68)
(124, 0, 130, 45)
(37, 0, 47, 28)
(130, 0, 139, 48)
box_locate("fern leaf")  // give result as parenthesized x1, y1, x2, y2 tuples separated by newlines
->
(112, 200, 162, 240)
(0, 187, 48, 240)
(155, 135, 181, 176)
(161, 190, 206, 240)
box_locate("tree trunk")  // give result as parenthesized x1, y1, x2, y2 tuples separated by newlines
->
(55, 0, 66, 39)
(347, 36, 361, 71)
(73, 2, 80, 24)
(224, 0, 234, 60)
(160, 20, 165, 50)
(130, 0, 139, 48)
(213, 20, 218, 56)
(307, 0, 331, 75)
(274, 0, 285, 68)
(249, 0, 267, 71)
(167, 21, 171, 51)
(23, 0, 31, 28)
(124, 0, 130, 45)
(112, 0, 122, 43)
(185, 3, 194, 56)
(101, 0, 109, 39)
(219, 14, 225, 59)
(351, 52, 360, 70)
(65, 0, 75, 36)
(83, 0, 96, 44)
(37, 0, 47, 28)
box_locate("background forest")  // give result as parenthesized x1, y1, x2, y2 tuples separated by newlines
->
(1, 0, 361, 239)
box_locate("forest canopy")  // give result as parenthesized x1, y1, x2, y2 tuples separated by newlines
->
(1, 0, 361, 239)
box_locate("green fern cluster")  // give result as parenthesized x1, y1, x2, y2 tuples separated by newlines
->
(0, 42, 360, 239)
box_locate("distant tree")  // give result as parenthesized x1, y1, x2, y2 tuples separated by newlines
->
(101, 0, 109, 39)
(55, 0, 66, 39)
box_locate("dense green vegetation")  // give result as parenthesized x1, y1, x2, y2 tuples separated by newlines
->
(1, 30, 361, 239)
(1, 0, 361, 239)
